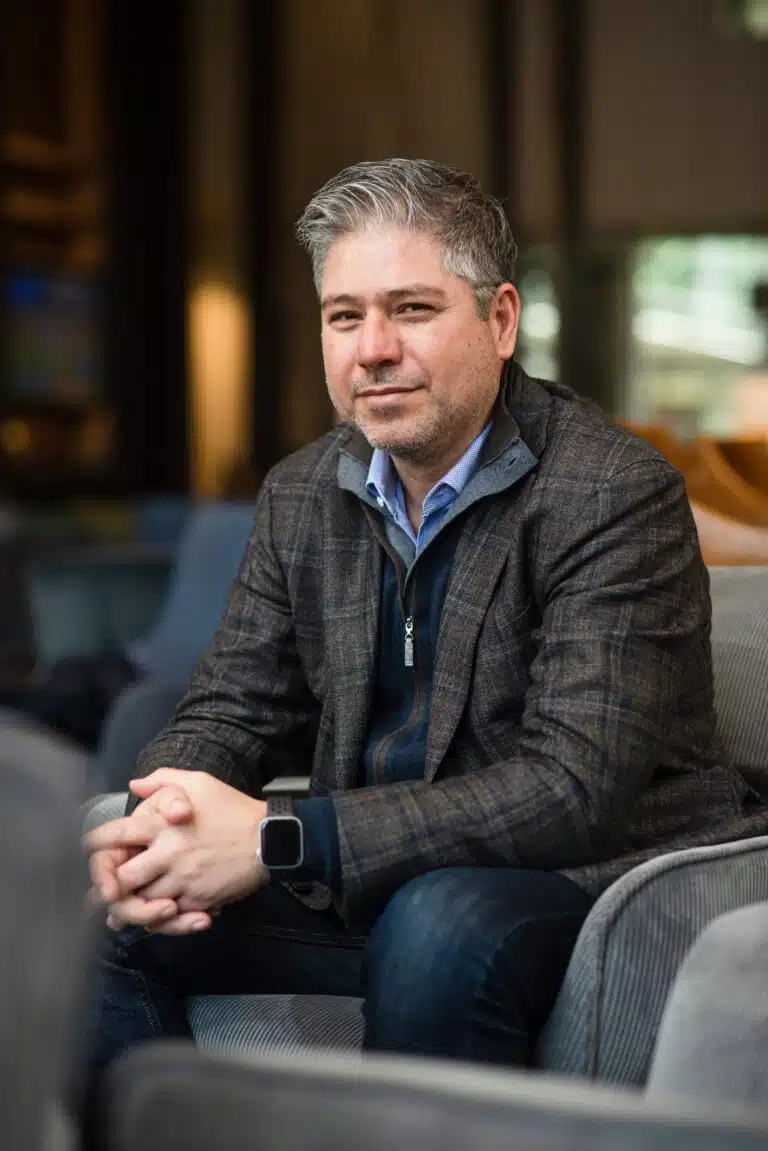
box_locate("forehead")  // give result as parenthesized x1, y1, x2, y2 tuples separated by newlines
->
(321, 226, 456, 300)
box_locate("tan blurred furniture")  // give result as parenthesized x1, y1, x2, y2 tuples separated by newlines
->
(689, 503, 768, 567)
(620, 424, 768, 565)
(693, 438, 768, 526)
(716, 438, 768, 498)
(628, 426, 768, 527)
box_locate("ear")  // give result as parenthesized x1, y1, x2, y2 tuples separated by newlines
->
(488, 283, 520, 360)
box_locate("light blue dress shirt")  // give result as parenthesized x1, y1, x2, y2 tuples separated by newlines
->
(365, 423, 491, 555)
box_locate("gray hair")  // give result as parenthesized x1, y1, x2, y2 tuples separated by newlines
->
(295, 158, 517, 318)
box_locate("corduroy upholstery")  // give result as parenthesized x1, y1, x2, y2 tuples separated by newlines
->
(535, 834, 768, 1081)
(188, 995, 365, 1060)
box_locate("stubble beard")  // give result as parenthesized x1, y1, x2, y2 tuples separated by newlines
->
(328, 370, 448, 463)
(328, 365, 499, 466)
(355, 404, 451, 464)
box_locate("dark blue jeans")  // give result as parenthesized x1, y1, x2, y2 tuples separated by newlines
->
(85, 867, 592, 1074)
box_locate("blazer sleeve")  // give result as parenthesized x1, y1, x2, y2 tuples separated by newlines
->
(331, 459, 714, 920)
(132, 481, 320, 797)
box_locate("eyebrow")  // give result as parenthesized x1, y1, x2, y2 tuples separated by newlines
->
(321, 284, 447, 309)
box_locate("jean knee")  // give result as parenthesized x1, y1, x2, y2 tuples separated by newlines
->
(367, 870, 476, 972)
(362, 869, 534, 1061)
(363, 869, 497, 1023)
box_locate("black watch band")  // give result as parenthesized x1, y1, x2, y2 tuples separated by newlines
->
(266, 795, 294, 818)
(259, 795, 304, 870)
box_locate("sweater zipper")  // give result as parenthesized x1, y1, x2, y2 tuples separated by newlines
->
(371, 570, 421, 782)
(404, 615, 414, 667)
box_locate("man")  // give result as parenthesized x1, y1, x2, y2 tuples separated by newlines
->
(85, 158, 766, 1087)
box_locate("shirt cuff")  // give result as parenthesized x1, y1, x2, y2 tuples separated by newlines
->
(292, 797, 341, 890)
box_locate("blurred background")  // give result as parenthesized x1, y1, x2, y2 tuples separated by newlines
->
(0, 0, 766, 694)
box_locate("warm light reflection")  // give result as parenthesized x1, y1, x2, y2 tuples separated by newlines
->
(188, 282, 252, 496)
(0, 418, 32, 455)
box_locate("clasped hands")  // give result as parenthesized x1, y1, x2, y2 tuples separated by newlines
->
(85, 768, 269, 935)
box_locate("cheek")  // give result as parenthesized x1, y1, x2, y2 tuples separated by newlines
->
(322, 339, 344, 384)
(322, 341, 354, 411)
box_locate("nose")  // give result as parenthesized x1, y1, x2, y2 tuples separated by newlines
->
(356, 312, 402, 370)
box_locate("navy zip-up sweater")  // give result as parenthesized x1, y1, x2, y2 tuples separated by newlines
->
(288, 418, 538, 889)
(290, 426, 484, 889)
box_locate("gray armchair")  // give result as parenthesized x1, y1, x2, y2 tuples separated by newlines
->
(85, 566, 768, 1089)
(89, 501, 256, 793)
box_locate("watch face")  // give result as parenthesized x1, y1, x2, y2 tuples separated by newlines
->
(261, 817, 302, 868)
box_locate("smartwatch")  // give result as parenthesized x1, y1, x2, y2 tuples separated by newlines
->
(257, 796, 304, 870)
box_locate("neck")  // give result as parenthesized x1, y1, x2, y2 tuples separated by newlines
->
(391, 426, 483, 535)
(393, 459, 445, 528)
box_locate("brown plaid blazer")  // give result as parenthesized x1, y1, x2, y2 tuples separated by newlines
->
(137, 365, 768, 922)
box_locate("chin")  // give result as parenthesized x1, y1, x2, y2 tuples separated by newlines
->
(356, 413, 437, 458)
(365, 434, 430, 462)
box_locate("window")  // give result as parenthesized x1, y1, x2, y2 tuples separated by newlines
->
(626, 237, 768, 437)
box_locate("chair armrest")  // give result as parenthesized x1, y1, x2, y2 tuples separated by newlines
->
(82, 792, 129, 832)
(537, 834, 768, 1086)
(262, 774, 311, 799)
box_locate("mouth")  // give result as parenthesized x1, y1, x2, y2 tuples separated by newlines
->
(356, 386, 421, 399)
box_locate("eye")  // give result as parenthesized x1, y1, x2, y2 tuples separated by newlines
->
(328, 310, 361, 325)
(398, 302, 433, 316)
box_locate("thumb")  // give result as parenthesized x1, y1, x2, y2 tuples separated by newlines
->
(130, 774, 194, 824)
(129, 768, 185, 798)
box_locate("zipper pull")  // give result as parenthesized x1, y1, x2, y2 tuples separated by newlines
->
(404, 616, 414, 668)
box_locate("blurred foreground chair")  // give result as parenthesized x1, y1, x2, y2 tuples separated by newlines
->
(648, 901, 768, 1107)
(103, 1044, 768, 1151)
(85, 566, 768, 1091)
(0, 704, 86, 1151)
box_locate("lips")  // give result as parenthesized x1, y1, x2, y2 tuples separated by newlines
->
(356, 386, 420, 398)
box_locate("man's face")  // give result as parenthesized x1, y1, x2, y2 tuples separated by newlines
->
(320, 227, 519, 467)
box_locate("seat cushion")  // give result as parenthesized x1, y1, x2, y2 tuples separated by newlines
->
(189, 995, 364, 1060)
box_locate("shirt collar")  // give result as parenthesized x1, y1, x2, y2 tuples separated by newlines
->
(365, 421, 492, 516)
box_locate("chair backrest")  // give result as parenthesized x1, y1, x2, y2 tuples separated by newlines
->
(0, 722, 86, 1151)
(105, 1043, 768, 1151)
(129, 501, 255, 682)
(709, 566, 768, 798)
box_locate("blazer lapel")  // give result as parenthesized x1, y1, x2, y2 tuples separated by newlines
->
(323, 494, 381, 791)
(425, 503, 518, 780)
